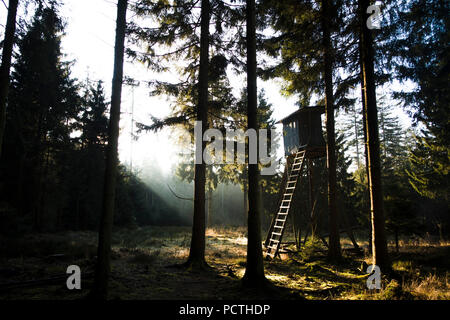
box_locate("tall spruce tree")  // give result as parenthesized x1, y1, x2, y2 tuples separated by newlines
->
(389, 0, 449, 203)
(129, 0, 246, 269)
(358, 0, 389, 271)
(0, 0, 19, 158)
(321, 0, 341, 260)
(185, 0, 211, 269)
(242, 0, 267, 288)
(92, 0, 128, 299)
(66, 80, 109, 230)
(259, 0, 343, 259)
(4, 4, 80, 230)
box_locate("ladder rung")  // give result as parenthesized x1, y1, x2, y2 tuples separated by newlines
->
(270, 239, 279, 243)
(272, 232, 282, 236)
(275, 219, 285, 222)
(280, 205, 290, 209)
(286, 186, 295, 190)
(273, 225, 283, 228)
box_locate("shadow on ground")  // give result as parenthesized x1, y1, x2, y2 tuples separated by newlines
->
(0, 226, 448, 300)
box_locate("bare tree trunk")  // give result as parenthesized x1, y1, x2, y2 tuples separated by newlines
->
(0, 0, 19, 158)
(221, 184, 224, 219)
(308, 159, 317, 239)
(207, 187, 213, 227)
(242, 0, 267, 288)
(243, 178, 248, 218)
(359, 32, 372, 255)
(354, 106, 361, 167)
(322, 0, 341, 261)
(91, 0, 128, 299)
(186, 0, 210, 269)
(359, 0, 389, 271)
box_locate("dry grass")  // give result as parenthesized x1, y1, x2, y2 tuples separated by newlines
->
(1, 226, 449, 300)
(403, 273, 450, 300)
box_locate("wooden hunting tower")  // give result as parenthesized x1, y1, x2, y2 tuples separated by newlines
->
(278, 106, 326, 158)
(264, 106, 360, 259)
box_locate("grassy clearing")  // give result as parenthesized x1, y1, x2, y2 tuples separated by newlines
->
(0, 226, 448, 300)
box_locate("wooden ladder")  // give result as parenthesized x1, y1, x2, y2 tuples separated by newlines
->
(266, 150, 307, 259)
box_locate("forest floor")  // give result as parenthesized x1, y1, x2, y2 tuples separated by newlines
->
(0, 226, 449, 300)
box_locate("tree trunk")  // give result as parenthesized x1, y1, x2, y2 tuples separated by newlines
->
(0, 0, 19, 158)
(359, 0, 389, 271)
(354, 106, 361, 167)
(243, 178, 248, 218)
(322, 0, 341, 261)
(308, 159, 317, 239)
(186, 0, 210, 269)
(242, 0, 267, 288)
(359, 28, 372, 255)
(221, 184, 224, 218)
(91, 0, 128, 299)
(207, 187, 213, 227)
